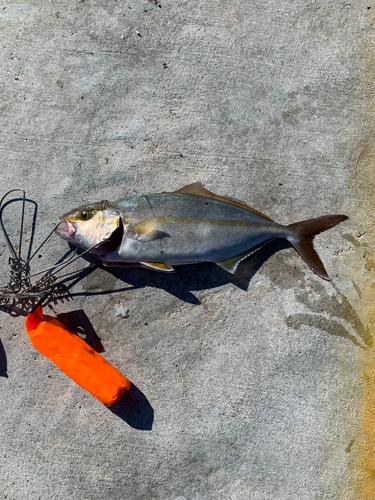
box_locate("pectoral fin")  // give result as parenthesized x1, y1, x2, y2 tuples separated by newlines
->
(140, 262, 175, 272)
(128, 220, 170, 242)
(136, 229, 170, 242)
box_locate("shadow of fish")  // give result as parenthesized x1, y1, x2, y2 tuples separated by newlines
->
(55, 183, 348, 280)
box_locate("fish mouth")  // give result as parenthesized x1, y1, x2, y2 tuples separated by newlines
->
(55, 218, 76, 239)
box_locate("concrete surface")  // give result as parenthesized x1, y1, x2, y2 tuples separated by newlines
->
(0, 0, 374, 499)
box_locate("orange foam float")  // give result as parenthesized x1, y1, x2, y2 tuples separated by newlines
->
(25, 306, 130, 407)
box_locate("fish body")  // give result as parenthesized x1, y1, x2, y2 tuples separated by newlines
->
(55, 183, 347, 279)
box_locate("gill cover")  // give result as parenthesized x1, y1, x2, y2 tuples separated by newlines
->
(56, 200, 120, 249)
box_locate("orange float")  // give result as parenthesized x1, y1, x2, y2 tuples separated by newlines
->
(25, 306, 130, 406)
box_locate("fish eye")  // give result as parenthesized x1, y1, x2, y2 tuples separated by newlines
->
(78, 210, 92, 221)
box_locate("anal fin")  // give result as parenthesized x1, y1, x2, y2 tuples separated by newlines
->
(141, 262, 175, 272)
(216, 241, 271, 274)
(217, 251, 254, 274)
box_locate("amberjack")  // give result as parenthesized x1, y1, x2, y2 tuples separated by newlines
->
(55, 182, 347, 280)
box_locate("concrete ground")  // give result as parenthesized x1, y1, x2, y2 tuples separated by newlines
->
(0, 1, 374, 499)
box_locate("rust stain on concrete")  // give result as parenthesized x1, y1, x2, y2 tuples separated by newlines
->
(351, 140, 375, 499)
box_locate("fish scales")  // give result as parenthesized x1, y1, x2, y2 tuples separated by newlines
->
(108, 193, 282, 264)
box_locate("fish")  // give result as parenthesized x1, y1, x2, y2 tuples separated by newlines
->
(55, 182, 348, 280)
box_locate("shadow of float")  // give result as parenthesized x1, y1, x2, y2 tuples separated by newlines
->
(109, 383, 154, 430)
(57, 309, 105, 353)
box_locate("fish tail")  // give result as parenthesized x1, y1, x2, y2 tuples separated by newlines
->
(286, 214, 348, 280)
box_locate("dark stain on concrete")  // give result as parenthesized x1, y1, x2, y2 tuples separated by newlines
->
(286, 280, 371, 348)
(286, 314, 366, 349)
(282, 106, 300, 125)
(346, 438, 355, 453)
(245, 237, 372, 348)
(342, 233, 362, 247)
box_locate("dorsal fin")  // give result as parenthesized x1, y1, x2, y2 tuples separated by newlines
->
(175, 182, 273, 221)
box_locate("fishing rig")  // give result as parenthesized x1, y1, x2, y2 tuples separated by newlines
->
(0, 189, 103, 309)
(0, 190, 131, 407)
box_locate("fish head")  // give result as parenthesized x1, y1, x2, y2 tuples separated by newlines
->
(55, 200, 121, 250)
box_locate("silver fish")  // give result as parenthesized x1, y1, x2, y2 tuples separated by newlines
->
(55, 182, 347, 280)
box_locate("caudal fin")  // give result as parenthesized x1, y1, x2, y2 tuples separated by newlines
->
(286, 215, 348, 280)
